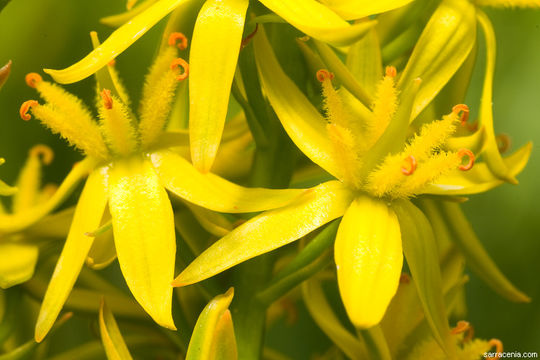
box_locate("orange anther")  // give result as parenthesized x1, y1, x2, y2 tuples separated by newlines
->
(170, 58, 189, 81)
(168, 32, 188, 50)
(126, 0, 137, 10)
(488, 339, 503, 360)
(30, 144, 54, 165)
(241, 24, 259, 48)
(452, 104, 470, 126)
(401, 155, 417, 175)
(385, 66, 397, 78)
(108, 59, 116, 67)
(458, 149, 475, 171)
(20, 100, 39, 121)
(451, 320, 470, 335)
(316, 69, 334, 82)
(399, 273, 411, 283)
(25, 73, 42, 88)
(42, 183, 58, 196)
(496, 134, 511, 153)
(101, 89, 113, 109)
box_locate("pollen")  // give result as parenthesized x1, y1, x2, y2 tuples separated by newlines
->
(316, 69, 334, 82)
(451, 320, 471, 335)
(488, 339, 503, 360)
(170, 58, 189, 81)
(30, 144, 54, 165)
(401, 155, 417, 176)
(453, 104, 470, 126)
(25, 73, 42, 88)
(168, 32, 189, 50)
(385, 66, 397, 78)
(458, 148, 475, 171)
(20, 100, 39, 121)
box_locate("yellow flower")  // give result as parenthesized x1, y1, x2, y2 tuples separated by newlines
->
(170, 25, 531, 357)
(4, 34, 304, 342)
(41, 0, 412, 173)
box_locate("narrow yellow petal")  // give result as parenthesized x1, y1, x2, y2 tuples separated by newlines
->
(475, 0, 540, 7)
(186, 288, 237, 360)
(335, 196, 402, 328)
(319, 0, 413, 20)
(108, 157, 176, 330)
(259, 0, 376, 46)
(173, 181, 354, 286)
(189, 0, 249, 172)
(43, 0, 193, 83)
(253, 26, 340, 178)
(150, 150, 304, 213)
(99, 299, 134, 360)
(100, 0, 159, 27)
(35, 168, 108, 342)
(0, 243, 39, 289)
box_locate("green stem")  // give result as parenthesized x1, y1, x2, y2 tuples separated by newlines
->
(358, 326, 392, 360)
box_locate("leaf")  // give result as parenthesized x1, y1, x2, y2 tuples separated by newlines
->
(0, 243, 39, 289)
(186, 288, 237, 360)
(108, 157, 176, 330)
(392, 199, 455, 358)
(421, 142, 532, 196)
(189, 0, 249, 172)
(99, 299, 134, 360)
(319, 0, 414, 20)
(254, 26, 340, 178)
(35, 168, 108, 342)
(335, 196, 402, 329)
(150, 150, 304, 213)
(173, 181, 354, 286)
(439, 201, 530, 302)
(259, 0, 376, 46)
(398, 0, 476, 121)
(43, 0, 198, 84)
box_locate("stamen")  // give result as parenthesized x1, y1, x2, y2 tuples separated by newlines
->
(452, 104, 470, 126)
(385, 66, 397, 78)
(496, 134, 511, 153)
(488, 339, 503, 360)
(25, 73, 42, 88)
(30, 144, 54, 165)
(168, 32, 188, 50)
(101, 89, 113, 109)
(457, 148, 475, 171)
(170, 58, 189, 81)
(20, 100, 39, 120)
(399, 273, 411, 283)
(108, 59, 116, 67)
(451, 320, 470, 335)
(316, 69, 334, 82)
(241, 24, 259, 48)
(401, 155, 417, 176)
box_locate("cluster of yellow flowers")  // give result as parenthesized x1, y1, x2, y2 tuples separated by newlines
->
(0, 0, 537, 358)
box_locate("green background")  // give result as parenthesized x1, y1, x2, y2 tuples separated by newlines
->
(0, 0, 539, 357)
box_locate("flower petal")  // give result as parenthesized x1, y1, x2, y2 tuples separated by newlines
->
(43, 0, 196, 83)
(100, 0, 159, 27)
(108, 157, 176, 330)
(35, 168, 108, 342)
(99, 299, 134, 360)
(189, 0, 249, 172)
(421, 142, 532, 196)
(319, 0, 414, 20)
(259, 0, 375, 46)
(253, 26, 340, 178)
(335, 196, 402, 329)
(173, 181, 354, 286)
(150, 150, 304, 213)
(186, 288, 237, 360)
(0, 243, 39, 289)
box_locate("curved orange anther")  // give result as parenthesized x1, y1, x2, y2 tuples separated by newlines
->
(385, 66, 397, 78)
(451, 320, 470, 335)
(488, 339, 503, 360)
(101, 89, 113, 109)
(452, 104, 470, 126)
(241, 24, 259, 48)
(20, 100, 39, 121)
(458, 148, 475, 171)
(25, 73, 42, 88)
(399, 273, 411, 283)
(170, 58, 189, 81)
(316, 69, 334, 83)
(168, 32, 188, 50)
(496, 134, 511, 153)
(401, 155, 417, 175)
(30, 144, 54, 165)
